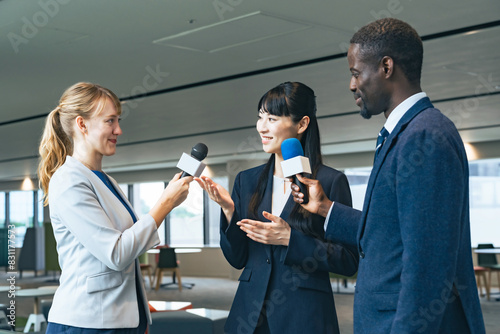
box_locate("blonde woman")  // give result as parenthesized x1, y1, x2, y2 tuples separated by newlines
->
(38, 82, 192, 333)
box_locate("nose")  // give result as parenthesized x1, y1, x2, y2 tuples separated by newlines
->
(257, 118, 267, 133)
(114, 123, 123, 136)
(349, 76, 356, 92)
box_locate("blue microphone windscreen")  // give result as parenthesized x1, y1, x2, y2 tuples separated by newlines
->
(281, 138, 304, 160)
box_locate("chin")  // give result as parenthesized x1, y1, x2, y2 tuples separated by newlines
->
(360, 108, 372, 120)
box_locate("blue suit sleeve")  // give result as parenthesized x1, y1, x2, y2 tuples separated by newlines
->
(219, 172, 248, 269)
(284, 170, 359, 276)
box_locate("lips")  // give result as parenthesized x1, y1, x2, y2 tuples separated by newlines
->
(261, 136, 272, 144)
(109, 139, 117, 144)
(354, 95, 362, 107)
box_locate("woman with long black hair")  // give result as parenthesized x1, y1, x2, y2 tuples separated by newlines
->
(196, 82, 358, 333)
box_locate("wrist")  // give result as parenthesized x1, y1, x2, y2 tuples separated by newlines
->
(222, 204, 235, 222)
(317, 199, 333, 218)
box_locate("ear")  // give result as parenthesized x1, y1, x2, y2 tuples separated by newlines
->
(75, 116, 87, 134)
(381, 56, 394, 78)
(297, 116, 310, 135)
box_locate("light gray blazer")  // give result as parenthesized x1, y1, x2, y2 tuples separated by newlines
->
(48, 156, 160, 328)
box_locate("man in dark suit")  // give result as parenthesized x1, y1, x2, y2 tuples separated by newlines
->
(293, 18, 485, 333)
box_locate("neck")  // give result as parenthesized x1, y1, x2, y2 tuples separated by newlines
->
(273, 153, 284, 178)
(72, 151, 102, 171)
(384, 85, 422, 119)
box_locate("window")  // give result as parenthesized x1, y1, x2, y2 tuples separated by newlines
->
(132, 182, 166, 244)
(37, 189, 44, 224)
(9, 191, 34, 247)
(118, 184, 129, 198)
(168, 182, 204, 246)
(0, 192, 5, 226)
(469, 158, 500, 247)
(344, 167, 372, 210)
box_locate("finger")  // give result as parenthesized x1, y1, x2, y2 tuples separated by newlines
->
(194, 178, 207, 190)
(171, 172, 182, 182)
(200, 175, 212, 182)
(203, 176, 217, 187)
(292, 195, 304, 204)
(244, 232, 267, 244)
(238, 219, 267, 228)
(292, 189, 304, 197)
(241, 227, 268, 242)
(296, 174, 314, 184)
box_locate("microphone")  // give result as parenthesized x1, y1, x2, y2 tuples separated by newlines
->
(280, 138, 311, 204)
(177, 143, 208, 178)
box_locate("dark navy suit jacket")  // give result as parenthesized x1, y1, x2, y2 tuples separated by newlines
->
(221, 161, 358, 334)
(326, 97, 485, 333)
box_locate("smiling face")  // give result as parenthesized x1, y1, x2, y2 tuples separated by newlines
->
(348, 44, 390, 119)
(256, 110, 301, 156)
(84, 98, 122, 158)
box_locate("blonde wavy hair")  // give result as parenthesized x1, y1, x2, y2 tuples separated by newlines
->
(38, 82, 121, 205)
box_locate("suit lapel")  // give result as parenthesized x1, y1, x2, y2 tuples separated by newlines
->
(256, 160, 275, 258)
(357, 97, 434, 242)
(280, 194, 295, 221)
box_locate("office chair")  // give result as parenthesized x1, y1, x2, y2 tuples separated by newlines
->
(474, 266, 490, 300)
(154, 247, 183, 291)
(477, 243, 500, 299)
(139, 253, 154, 288)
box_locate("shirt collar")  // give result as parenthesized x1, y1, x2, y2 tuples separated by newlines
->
(384, 92, 427, 133)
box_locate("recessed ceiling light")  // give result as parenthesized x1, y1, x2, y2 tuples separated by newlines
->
(464, 30, 479, 36)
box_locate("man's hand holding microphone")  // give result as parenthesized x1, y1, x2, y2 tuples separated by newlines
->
(281, 138, 332, 218)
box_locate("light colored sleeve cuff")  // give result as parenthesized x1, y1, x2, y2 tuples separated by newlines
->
(323, 202, 335, 231)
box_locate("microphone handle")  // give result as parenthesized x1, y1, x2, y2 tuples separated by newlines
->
(294, 174, 309, 204)
(180, 171, 191, 178)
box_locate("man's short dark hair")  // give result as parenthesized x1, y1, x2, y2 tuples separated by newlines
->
(350, 18, 423, 84)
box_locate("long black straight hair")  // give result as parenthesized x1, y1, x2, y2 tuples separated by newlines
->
(248, 82, 323, 238)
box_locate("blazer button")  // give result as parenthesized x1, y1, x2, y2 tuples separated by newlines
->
(360, 251, 365, 259)
(266, 258, 270, 264)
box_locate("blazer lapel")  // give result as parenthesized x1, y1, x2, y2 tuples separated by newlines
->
(357, 97, 434, 242)
(256, 160, 275, 259)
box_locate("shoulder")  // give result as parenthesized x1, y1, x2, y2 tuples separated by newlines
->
(237, 163, 267, 180)
(403, 107, 459, 140)
(397, 107, 466, 162)
(49, 157, 93, 198)
(316, 164, 346, 182)
(403, 107, 462, 147)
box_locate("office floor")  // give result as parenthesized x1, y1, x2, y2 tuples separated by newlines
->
(0, 273, 498, 333)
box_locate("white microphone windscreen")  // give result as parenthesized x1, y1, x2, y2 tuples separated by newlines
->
(280, 156, 311, 177)
(177, 153, 206, 177)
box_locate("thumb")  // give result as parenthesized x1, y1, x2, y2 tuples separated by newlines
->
(171, 172, 182, 182)
(262, 211, 282, 224)
(296, 173, 314, 185)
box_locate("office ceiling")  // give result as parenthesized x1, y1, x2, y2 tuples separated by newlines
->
(1, 0, 500, 182)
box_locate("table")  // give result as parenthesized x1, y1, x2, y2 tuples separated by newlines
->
(149, 301, 193, 312)
(186, 308, 230, 320)
(147, 248, 202, 254)
(17, 288, 55, 333)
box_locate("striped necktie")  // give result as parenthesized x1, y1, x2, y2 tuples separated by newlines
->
(375, 127, 389, 159)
